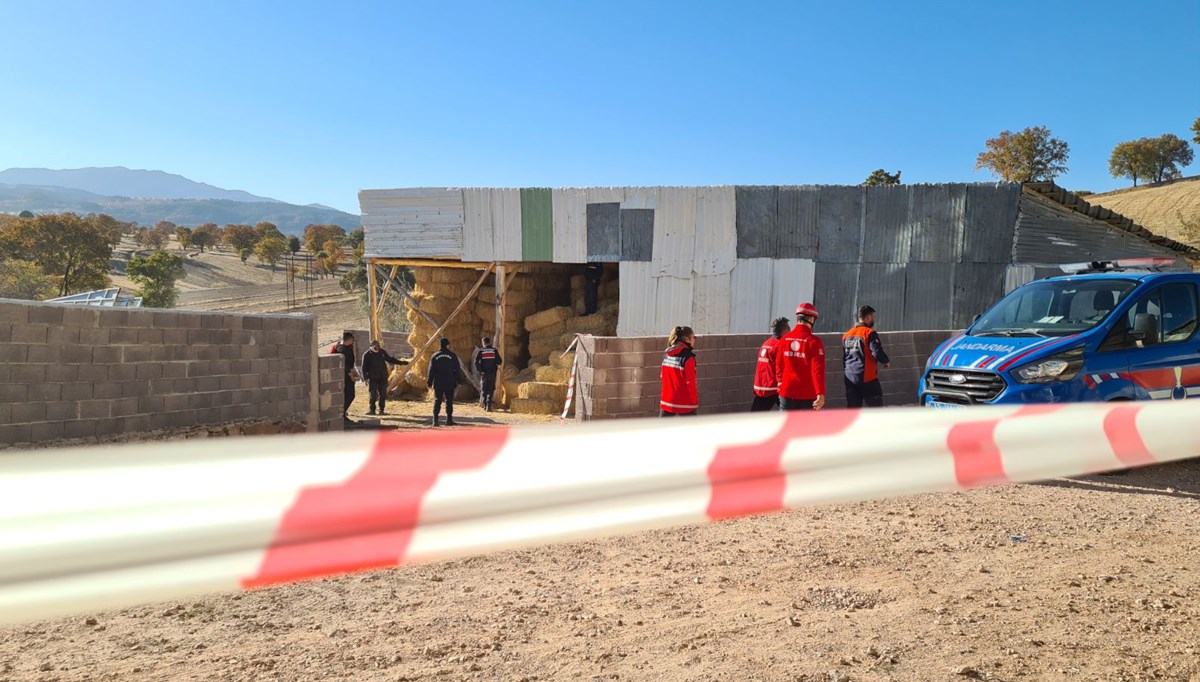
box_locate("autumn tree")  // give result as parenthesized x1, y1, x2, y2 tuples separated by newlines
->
(1192, 115, 1200, 145)
(1147, 134, 1194, 183)
(18, 210, 35, 219)
(222, 224, 258, 253)
(127, 250, 185, 308)
(303, 224, 346, 256)
(287, 235, 301, 255)
(0, 259, 56, 300)
(255, 221, 285, 242)
(975, 126, 1069, 182)
(240, 248, 251, 264)
(191, 223, 220, 252)
(138, 227, 165, 250)
(863, 169, 902, 186)
(175, 226, 193, 250)
(347, 227, 366, 248)
(1108, 139, 1157, 187)
(0, 212, 121, 296)
(255, 235, 288, 271)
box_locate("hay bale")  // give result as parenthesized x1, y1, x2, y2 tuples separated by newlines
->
(601, 279, 619, 298)
(518, 382, 568, 402)
(528, 339, 558, 362)
(550, 352, 576, 370)
(536, 366, 570, 383)
(525, 306, 574, 333)
(570, 274, 585, 291)
(477, 286, 496, 304)
(510, 398, 562, 415)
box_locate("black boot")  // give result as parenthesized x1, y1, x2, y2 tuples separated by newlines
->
(445, 415, 456, 426)
(432, 415, 440, 427)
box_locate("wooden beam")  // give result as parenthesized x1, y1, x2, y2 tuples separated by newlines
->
(367, 262, 380, 343)
(367, 258, 494, 270)
(375, 265, 399, 316)
(495, 263, 506, 405)
(402, 262, 496, 385)
(394, 284, 480, 391)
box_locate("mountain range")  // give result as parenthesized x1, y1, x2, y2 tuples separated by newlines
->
(0, 167, 359, 235)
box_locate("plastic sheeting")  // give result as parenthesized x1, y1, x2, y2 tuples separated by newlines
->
(620, 209, 654, 261)
(520, 188, 553, 262)
(856, 263, 908, 332)
(462, 188, 494, 261)
(862, 186, 912, 263)
(551, 188, 587, 263)
(963, 184, 1020, 263)
(360, 188, 464, 259)
(490, 189, 523, 261)
(909, 184, 966, 262)
(653, 187, 697, 278)
(586, 202, 621, 262)
(691, 272, 732, 335)
(777, 186, 819, 259)
(693, 186, 736, 276)
(816, 187, 864, 263)
(617, 262, 658, 337)
(902, 262, 954, 331)
(729, 258, 774, 333)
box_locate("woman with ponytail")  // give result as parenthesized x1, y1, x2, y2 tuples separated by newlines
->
(659, 325, 698, 417)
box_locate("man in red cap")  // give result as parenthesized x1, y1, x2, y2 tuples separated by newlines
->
(774, 302, 826, 410)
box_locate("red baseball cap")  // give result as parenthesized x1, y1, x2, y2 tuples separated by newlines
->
(795, 302, 819, 318)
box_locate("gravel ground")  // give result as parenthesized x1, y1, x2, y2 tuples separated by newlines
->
(3, 454, 1199, 681)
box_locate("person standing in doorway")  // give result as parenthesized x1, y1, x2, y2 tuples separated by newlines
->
(427, 337, 462, 426)
(583, 262, 603, 316)
(361, 340, 405, 415)
(842, 305, 891, 408)
(775, 303, 826, 411)
(473, 336, 503, 412)
(752, 317, 791, 411)
(660, 325, 698, 417)
(333, 332, 359, 423)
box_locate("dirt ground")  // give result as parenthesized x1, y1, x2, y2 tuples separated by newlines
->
(3, 445, 1199, 681)
(344, 382, 561, 430)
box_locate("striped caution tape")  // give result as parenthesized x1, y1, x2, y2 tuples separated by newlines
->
(1, 401, 1197, 626)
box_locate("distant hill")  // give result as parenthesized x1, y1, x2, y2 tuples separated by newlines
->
(0, 183, 359, 236)
(0, 167, 279, 203)
(1084, 176, 1200, 244)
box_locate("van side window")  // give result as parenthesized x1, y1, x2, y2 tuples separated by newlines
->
(1160, 283, 1198, 342)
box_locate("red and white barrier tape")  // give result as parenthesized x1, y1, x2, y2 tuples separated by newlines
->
(1, 401, 1197, 625)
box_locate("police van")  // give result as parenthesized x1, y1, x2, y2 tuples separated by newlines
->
(920, 258, 1200, 407)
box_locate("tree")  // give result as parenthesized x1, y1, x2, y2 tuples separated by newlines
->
(127, 250, 185, 308)
(240, 248, 251, 264)
(1108, 139, 1157, 187)
(138, 227, 165, 250)
(191, 223, 220, 252)
(321, 238, 343, 277)
(0, 259, 56, 300)
(975, 126, 1070, 182)
(1191, 115, 1200, 145)
(18, 210, 34, 219)
(175, 226, 193, 250)
(255, 221, 285, 242)
(255, 235, 288, 271)
(1147, 134, 1194, 183)
(303, 224, 346, 256)
(0, 213, 121, 296)
(863, 169, 902, 186)
(340, 241, 368, 292)
(288, 235, 301, 255)
(222, 224, 258, 252)
(347, 227, 366, 248)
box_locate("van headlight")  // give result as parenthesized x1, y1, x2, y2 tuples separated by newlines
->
(1010, 347, 1084, 384)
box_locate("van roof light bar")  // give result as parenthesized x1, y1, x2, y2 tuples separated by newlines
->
(1058, 257, 1176, 274)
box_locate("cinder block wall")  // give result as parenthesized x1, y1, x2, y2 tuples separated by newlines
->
(0, 299, 323, 447)
(343, 329, 413, 358)
(318, 353, 346, 431)
(574, 331, 956, 420)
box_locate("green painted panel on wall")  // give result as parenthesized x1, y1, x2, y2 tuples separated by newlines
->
(521, 187, 553, 261)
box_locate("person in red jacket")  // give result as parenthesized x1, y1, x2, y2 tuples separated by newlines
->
(660, 325, 698, 417)
(775, 303, 826, 411)
(751, 316, 791, 412)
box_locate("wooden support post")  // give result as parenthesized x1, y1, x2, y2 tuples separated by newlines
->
(495, 263, 506, 405)
(402, 263, 496, 384)
(367, 262, 380, 343)
(376, 265, 399, 314)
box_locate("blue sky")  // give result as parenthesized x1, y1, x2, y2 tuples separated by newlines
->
(1, 0, 1197, 214)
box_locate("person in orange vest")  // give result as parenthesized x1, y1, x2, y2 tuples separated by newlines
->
(774, 303, 826, 411)
(659, 325, 698, 417)
(842, 305, 891, 408)
(751, 316, 791, 411)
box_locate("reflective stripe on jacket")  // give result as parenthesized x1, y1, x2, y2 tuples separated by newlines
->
(660, 342, 698, 414)
(753, 335, 783, 397)
(842, 324, 889, 384)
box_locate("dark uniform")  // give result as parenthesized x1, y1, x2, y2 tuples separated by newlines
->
(333, 342, 357, 418)
(842, 324, 890, 408)
(472, 344, 503, 411)
(361, 347, 405, 414)
(584, 263, 603, 315)
(427, 346, 462, 426)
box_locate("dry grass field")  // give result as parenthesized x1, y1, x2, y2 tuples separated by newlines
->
(1084, 176, 1200, 244)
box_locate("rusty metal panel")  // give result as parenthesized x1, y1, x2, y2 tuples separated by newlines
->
(461, 188, 494, 261)
(862, 185, 912, 263)
(813, 262, 860, 331)
(856, 263, 907, 332)
(903, 262, 954, 330)
(777, 186, 819, 259)
(962, 184, 1020, 263)
(692, 272, 732, 335)
(693, 186, 736, 276)
(729, 258, 773, 333)
(735, 186, 778, 259)
(909, 184, 966, 262)
(551, 188, 587, 263)
(816, 186, 864, 263)
(652, 187, 697, 278)
(617, 261, 657, 336)
(952, 262, 1007, 328)
(360, 188, 464, 259)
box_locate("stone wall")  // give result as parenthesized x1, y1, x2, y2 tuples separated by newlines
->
(318, 353, 347, 431)
(573, 330, 956, 420)
(0, 299, 332, 449)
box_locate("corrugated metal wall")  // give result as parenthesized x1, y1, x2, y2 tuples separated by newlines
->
(652, 187, 698, 279)
(461, 188, 494, 261)
(520, 188, 553, 261)
(768, 258, 816, 328)
(729, 258, 774, 333)
(903, 262, 954, 330)
(617, 261, 657, 337)
(1013, 190, 1184, 264)
(551, 188, 587, 263)
(693, 186, 736, 276)
(490, 189, 523, 261)
(692, 273, 732, 334)
(653, 275, 693, 336)
(586, 202, 621, 262)
(857, 263, 907, 331)
(360, 188, 465, 259)
(620, 209, 654, 261)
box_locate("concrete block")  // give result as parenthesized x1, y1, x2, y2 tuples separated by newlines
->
(194, 407, 222, 424)
(0, 342, 27, 363)
(189, 393, 215, 410)
(0, 423, 33, 445)
(12, 363, 47, 384)
(26, 305, 65, 325)
(108, 364, 138, 382)
(148, 377, 177, 394)
(137, 328, 165, 345)
(169, 411, 198, 428)
(0, 324, 11, 344)
(209, 360, 231, 375)
(187, 329, 212, 345)
(109, 327, 139, 345)
(219, 375, 240, 391)
(45, 365, 80, 383)
(91, 382, 121, 400)
(212, 330, 234, 347)
(212, 390, 234, 407)
(29, 420, 65, 442)
(78, 400, 111, 420)
(152, 312, 181, 328)
(160, 362, 187, 379)
(12, 402, 47, 422)
(92, 346, 122, 363)
(162, 329, 188, 345)
(62, 306, 99, 328)
(195, 345, 220, 361)
(12, 324, 49, 344)
(120, 381, 150, 399)
(111, 397, 141, 418)
(123, 346, 152, 363)
(42, 400, 77, 421)
(186, 361, 213, 378)
(112, 415, 151, 434)
(196, 376, 221, 392)
(46, 325, 81, 345)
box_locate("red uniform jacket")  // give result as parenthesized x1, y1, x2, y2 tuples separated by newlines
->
(753, 335, 783, 397)
(775, 325, 826, 400)
(660, 342, 698, 414)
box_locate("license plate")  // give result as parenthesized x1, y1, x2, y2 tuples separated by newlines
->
(927, 401, 965, 409)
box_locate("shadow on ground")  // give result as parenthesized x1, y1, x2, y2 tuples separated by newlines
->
(1037, 458, 1200, 501)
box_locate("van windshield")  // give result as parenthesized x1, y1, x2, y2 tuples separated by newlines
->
(971, 278, 1139, 337)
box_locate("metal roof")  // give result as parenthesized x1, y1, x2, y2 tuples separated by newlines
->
(48, 288, 143, 307)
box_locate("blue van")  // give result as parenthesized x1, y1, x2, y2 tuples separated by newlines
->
(921, 258, 1200, 407)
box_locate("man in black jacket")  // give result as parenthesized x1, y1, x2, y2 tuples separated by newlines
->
(472, 337, 503, 412)
(427, 337, 462, 426)
(361, 340, 405, 415)
(332, 332, 359, 422)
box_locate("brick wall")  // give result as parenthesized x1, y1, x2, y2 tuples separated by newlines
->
(0, 299, 331, 448)
(574, 330, 956, 420)
(343, 329, 414, 358)
(318, 353, 346, 431)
